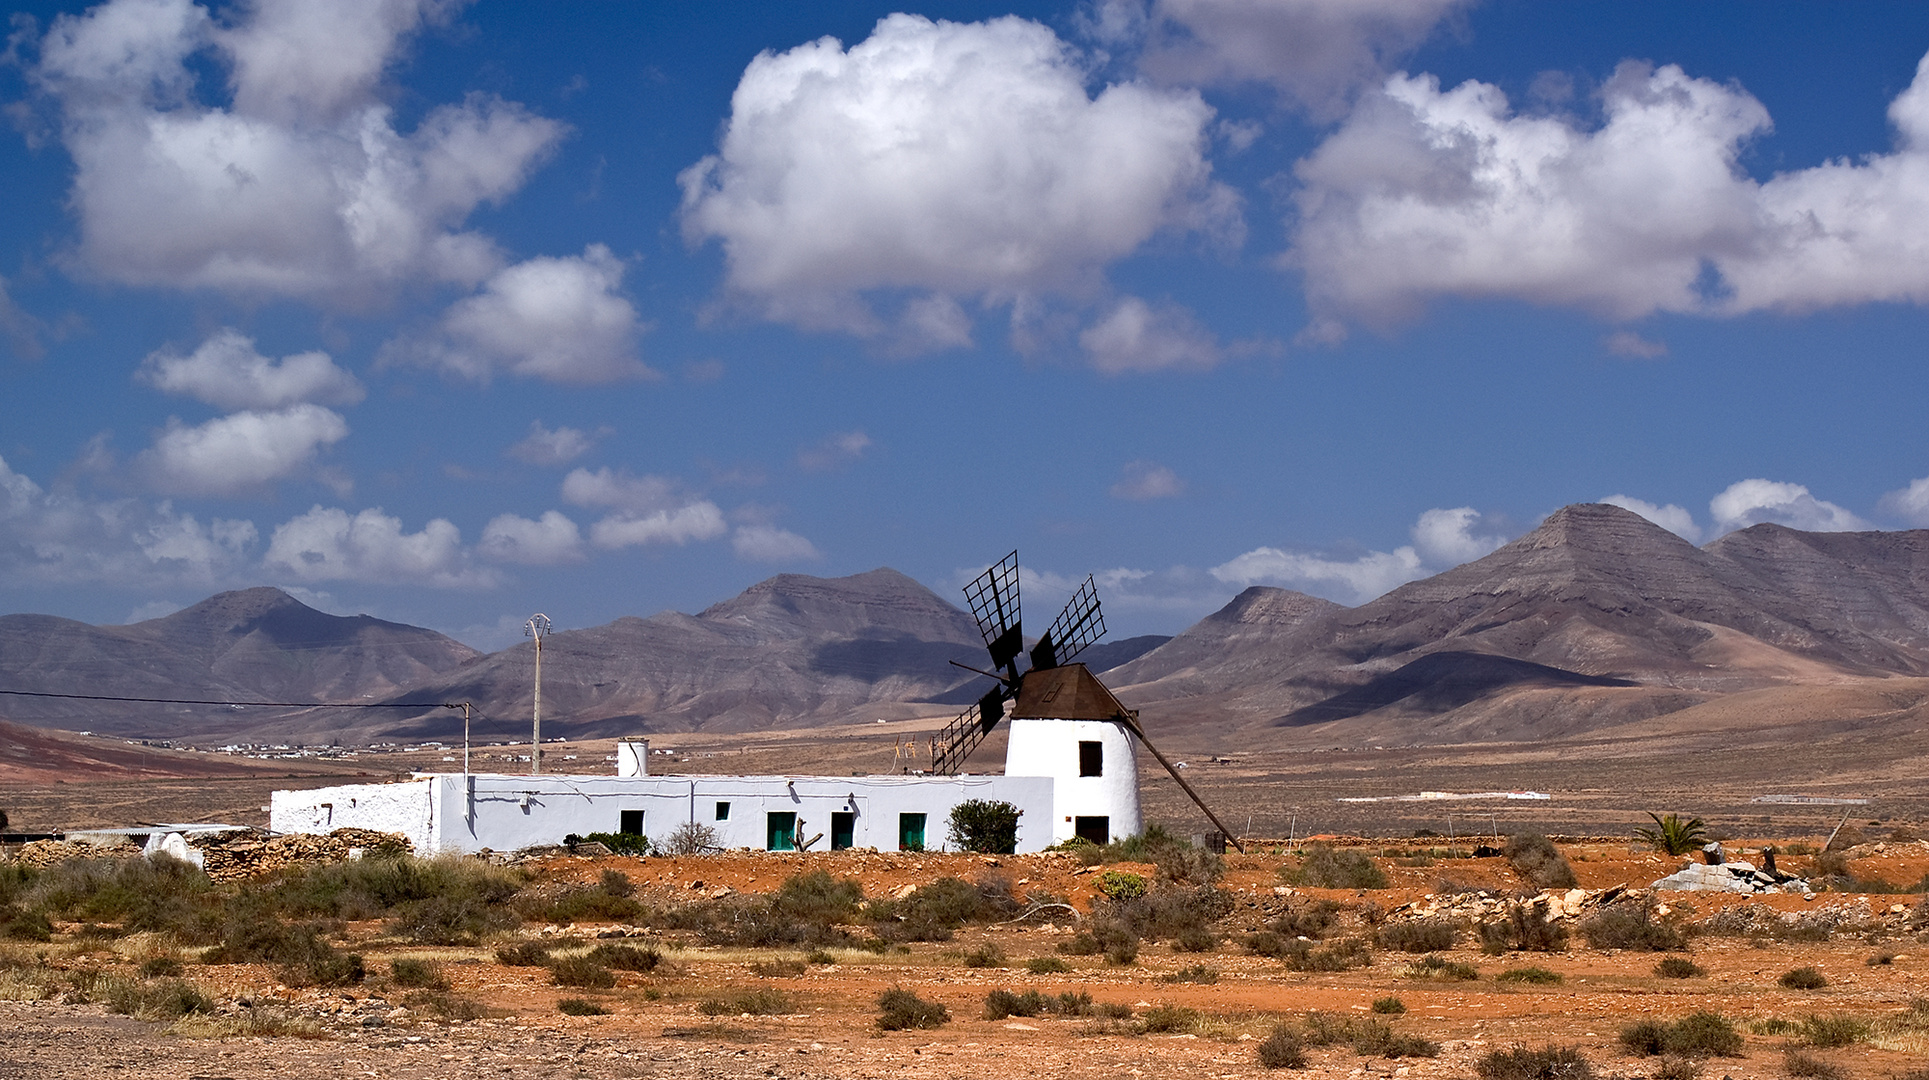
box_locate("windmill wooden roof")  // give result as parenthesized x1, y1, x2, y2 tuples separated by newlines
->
(1010, 663, 1131, 721)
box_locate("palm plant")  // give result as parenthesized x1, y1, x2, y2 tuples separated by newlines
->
(1634, 812, 1709, 856)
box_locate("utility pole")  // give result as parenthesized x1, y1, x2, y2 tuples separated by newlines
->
(525, 614, 551, 774)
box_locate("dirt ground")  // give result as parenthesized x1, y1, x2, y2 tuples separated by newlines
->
(6, 843, 1929, 1080)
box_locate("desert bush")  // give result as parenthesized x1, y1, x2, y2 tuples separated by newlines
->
(25, 854, 214, 940)
(1103, 932, 1139, 966)
(1780, 966, 1828, 990)
(548, 956, 615, 989)
(1172, 924, 1219, 953)
(983, 988, 1050, 1019)
(515, 878, 643, 925)
(947, 799, 1022, 854)
(1256, 1024, 1307, 1069)
(587, 943, 660, 972)
(1154, 844, 1226, 886)
(1280, 844, 1387, 889)
(876, 986, 948, 1030)
(1754, 1018, 1799, 1035)
(1651, 1056, 1704, 1080)
(661, 822, 719, 856)
(1283, 936, 1372, 972)
(205, 921, 363, 987)
(1372, 995, 1406, 1014)
(697, 987, 790, 1015)
(1655, 957, 1705, 978)
(1244, 931, 1291, 958)
(1054, 989, 1097, 1016)
(1504, 834, 1578, 889)
(1480, 906, 1571, 954)
(390, 957, 448, 989)
(774, 870, 863, 923)
(1795, 1014, 1867, 1048)
(749, 957, 807, 977)
(402, 989, 493, 1021)
(1635, 813, 1710, 856)
(1474, 1044, 1595, 1080)
(266, 855, 521, 926)
(1100, 883, 1234, 946)
(558, 998, 607, 1016)
(495, 941, 553, 966)
(961, 941, 1006, 968)
(0, 907, 52, 942)
(138, 955, 184, 978)
(1271, 898, 1342, 940)
(1349, 1018, 1441, 1058)
(1405, 953, 1478, 981)
(1160, 964, 1218, 984)
(1782, 1051, 1845, 1080)
(1026, 956, 1069, 974)
(568, 831, 651, 856)
(867, 875, 1016, 943)
(1869, 950, 1897, 965)
(1137, 1004, 1202, 1034)
(102, 975, 214, 1021)
(1619, 1012, 1745, 1057)
(1496, 966, 1563, 985)
(1579, 904, 1686, 952)
(1097, 870, 1147, 900)
(1377, 918, 1461, 953)
(804, 949, 834, 964)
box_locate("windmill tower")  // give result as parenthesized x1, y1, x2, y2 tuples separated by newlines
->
(932, 551, 1244, 851)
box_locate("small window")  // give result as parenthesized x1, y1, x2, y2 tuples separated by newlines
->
(715, 801, 731, 821)
(619, 809, 644, 835)
(1078, 740, 1103, 777)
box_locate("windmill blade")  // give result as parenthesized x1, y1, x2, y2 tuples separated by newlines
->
(929, 685, 1012, 776)
(964, 550, 1024, 675)
(1034, 575, 1104, 670)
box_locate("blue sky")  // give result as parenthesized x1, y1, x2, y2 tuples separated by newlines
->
(5, 0, 1929, 649)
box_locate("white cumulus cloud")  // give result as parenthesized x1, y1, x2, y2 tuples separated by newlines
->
(732, 524, 822, 563)
(678, 13, 1236, 349)
(1601, 495, 1704, 542)
(797, 431, 872, 472)
(1409, 506, 1507, 565)
(402, 245, 652, 383)
(1210, 506, 1512, 605)
(479, 510, 584, 565)
(1079, 296, 1221, 373)
(1110, 460, 1185, 500)
(1709, 479, 1870, 534)
(506, 421, 601, 466)
(138, 327, 364, 409)
(1879, 476, 1929, 527)
(138, 403, 348, 495)
(30, 0, 563, 304)
(561, 466, 727, 550)
(0, 453, 257, 586)
(264, 504, 492, 586)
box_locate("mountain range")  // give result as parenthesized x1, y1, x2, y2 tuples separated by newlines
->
(5, 503, 1929, 750)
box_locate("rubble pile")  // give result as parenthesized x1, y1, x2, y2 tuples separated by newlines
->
(1383, 885, 1631, 927)
(6, 839, 138, 867)
(189, 827, 412, 881)
(1651, 858, 1810, 894)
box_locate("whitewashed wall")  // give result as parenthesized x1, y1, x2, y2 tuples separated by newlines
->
(1004, 718, 1142, 844)
(274, 773, 1055, 855)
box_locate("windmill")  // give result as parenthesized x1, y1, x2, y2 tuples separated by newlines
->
(931, 551, 1246, 852)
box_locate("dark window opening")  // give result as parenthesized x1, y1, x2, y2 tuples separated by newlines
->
(1074, 815, 1110, 845)
(767, 811, 797, 851)
(831, 811, 855, 850)
(1078, 740, 1103, 777)
(619, 809, 644, 835)
(715, 801, 731, 821)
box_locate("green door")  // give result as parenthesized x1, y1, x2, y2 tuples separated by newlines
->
(897, 812, 926, 851)
(831, 811, 855, 850)
(767, 811, 797, 851)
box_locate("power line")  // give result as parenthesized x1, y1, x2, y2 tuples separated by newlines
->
(0, 688, 463, 709)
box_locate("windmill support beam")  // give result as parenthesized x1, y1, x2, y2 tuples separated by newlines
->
(1117, 710, 1247, 854)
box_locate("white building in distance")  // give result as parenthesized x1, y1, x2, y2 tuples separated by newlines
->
(271, 663, 1143, 855)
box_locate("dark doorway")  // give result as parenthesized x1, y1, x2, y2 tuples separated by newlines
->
(767, 811, 797, 851)
(619, 809, 643, 835)
(831, 811, 855, 850)
(1074, 815, 1110, 845)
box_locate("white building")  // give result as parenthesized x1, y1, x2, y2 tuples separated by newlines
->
(271, 663, 1142, 855)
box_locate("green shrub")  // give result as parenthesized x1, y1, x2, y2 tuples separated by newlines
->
(1655, 957, 1705, 978)
(1282, 937, 1372, 972)
(1350, 1018, 1441, 1058)
(495, 941, 553, 966)
(1172, 924, 1219, 953)
(1372, 996, 1406, 1014)
(961, 942, 1006, 968)
(137, 955, 183, 978)
(947, 800, 1022, 854)
(1377, 918, 1461, 953)
(1054, 990, 1097, 1016)
(569, 831, 652, 856)
(696, 987, 790, 1015)
(1796, 1014, 1868, 1048)
(1405, 953, 1477, 981)
(1154, 844, 1225, 886)
(1137, 1004, 1201, 1034)
(983, 988, 1050, 1019)
(102, 976, 214, 1021)
(515, 880, 644, 924)
(558, 998, 608, 1016)
(586, 943, 660, 972)
(1160, 964, 1218, 984)
(1271, 899, 1341, 939)
(265, 856, 523, 935)
(548, 956, 615, 989)
(1579, 904, 1686, 952)
(390, 957, 448, 989)
(1634, 813, 1710, 856)
(1780, 966, 1828, 990)
(1026, 956, 1070, 974)
(1651, 1056, 1704, 1080)
(1619, 1012, 1744, 1057)
(876, 986, 948, 1030)
(1480, 907, 1569, 953)
(1097, 871, 1147, 900)
(1474, 1044, 1595, 1080)
(204, 920, 363, 987)
(866, 875, 1016, 943)
(1256, 1024, 1307, 1069)
(1280, 844, 1387, 889)
(773, 870, 863, 923)
(1496, 966, 1562, 985)
(0, 908, 52, 942)
(1503, 834, 1577, 890)
(26, 854, 213, 940)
